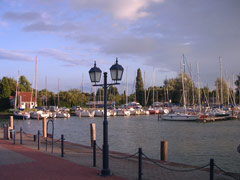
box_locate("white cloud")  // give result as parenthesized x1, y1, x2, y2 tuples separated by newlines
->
(0, 49, 34, 62)
(36, 48, 90, 66)
(70, 0, 164, 20)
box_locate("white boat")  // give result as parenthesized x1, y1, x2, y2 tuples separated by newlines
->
(56, 111, 70, 118)
(161, 113, 199, 121)
(94, 109, 111, 117)
(116, 109, 131, 116)
(13, 111, 30, 119)
(30, 111, 49, 119)
(76, 110, 95, 117)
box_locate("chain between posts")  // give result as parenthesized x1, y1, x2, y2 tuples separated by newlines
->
(214, 164, 240, 180)
(142, 152, 209, 172)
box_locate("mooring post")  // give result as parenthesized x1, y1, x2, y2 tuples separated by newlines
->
(20, 127, 23, 144)
(138, 148, 142, 180)
(61, 134, 64, 157)
(42, 117, 47, 138)
(160, 141, 168, 161)
(210, 158, 214, 180)
(37, 130, 40, 150)
(90, 123, 96, 147)
(93, 140, 96, 167)
(13, 125, 16, 144)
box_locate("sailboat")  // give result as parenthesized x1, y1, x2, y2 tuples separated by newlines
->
(162, 55, 199, 121)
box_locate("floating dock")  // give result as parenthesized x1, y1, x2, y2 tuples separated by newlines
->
(197, 116, 238, 123)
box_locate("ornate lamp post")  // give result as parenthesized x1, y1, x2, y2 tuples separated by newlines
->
(89, 58, 124, 176)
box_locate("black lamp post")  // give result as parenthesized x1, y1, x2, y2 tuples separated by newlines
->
(89, 58, 124, 176)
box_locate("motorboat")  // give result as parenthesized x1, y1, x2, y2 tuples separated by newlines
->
(76, 110, 95, 117)
(161, 113, 199, 121)
(13, 111, 30, 119)
(30, 111, 49, 119)
(56, 111, 70, 118)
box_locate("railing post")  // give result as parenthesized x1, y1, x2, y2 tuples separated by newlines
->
(20, 127, 23, 144)
(13, 125, 16, 144)
(33, 135, 37, 142)
(61, 134, 64, 157)
(210, 158, 214, 180)
(93, 140, 96, 167)
(37, 130, 40, 150)
(138, 148, 142, 180)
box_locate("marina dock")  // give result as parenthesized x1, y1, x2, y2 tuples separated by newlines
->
(197, 116, 238, 123)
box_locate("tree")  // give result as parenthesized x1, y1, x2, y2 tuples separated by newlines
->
(18, 75, 32, 92)
(235, 73, 240, 104)
(0, 77, 17, 110)
(135, 68, 144, 105)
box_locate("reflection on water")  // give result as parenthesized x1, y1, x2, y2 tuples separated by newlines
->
(12, 116, 240, 173)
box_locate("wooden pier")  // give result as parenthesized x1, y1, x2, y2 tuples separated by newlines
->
(197, 116, 238, 123)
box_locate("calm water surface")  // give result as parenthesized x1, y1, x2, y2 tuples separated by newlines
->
(11, 115, 240, 173)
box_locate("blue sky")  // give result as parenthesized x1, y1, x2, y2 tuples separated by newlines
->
(0, 0, 240, 94)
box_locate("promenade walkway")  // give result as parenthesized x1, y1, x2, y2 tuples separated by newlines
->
(0, 128, 238, 180)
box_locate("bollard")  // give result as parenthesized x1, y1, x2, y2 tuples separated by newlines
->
(90, 123, 96, 147)
(42, 117, 47, 138)
(3, 124, 10, 140)
(37, 130, 40, 150)
(210, 159, 214, 180)
(61, 134, 64, 157)
(9, 116, 14, 130)
(13, 126, 16, 144)
(138, 148, 142, 180)
(33, 135, 37, 142)
(20, 127, 23, 144)
(160, 141, 168, 161)
(93, 140, 96, 167)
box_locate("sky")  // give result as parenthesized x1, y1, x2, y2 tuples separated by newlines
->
(0, 0, 240, 94)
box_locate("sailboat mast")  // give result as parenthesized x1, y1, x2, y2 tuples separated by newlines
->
(144, 71, 146, 106)
(58, 79, 60, 107)
(81, 73, 84, 107)
(126, 67, 128, 104)
(34, 57, 38, 107)
(45, 76, 48, 107)
(197, 63, 201, 112)
(14, 71, 19, 109)
(190, 63, 195, 107)
(182, 55, 186, 113)
(219, 57, 223, 105)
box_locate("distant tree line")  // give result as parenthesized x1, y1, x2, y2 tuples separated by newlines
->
(1, 72, 240, 111)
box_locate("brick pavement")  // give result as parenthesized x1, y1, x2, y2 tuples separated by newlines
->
(0, 139, 125, 180)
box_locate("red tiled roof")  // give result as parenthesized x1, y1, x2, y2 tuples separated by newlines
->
(17, 92, 34, 102)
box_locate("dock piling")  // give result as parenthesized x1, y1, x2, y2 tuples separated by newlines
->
(160, 141, 168, 161)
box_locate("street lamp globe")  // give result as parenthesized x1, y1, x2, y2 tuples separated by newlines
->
(110, 58, 124, 83)
(89, 61, 102, 84)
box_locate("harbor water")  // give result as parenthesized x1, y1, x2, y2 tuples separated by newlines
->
(10, 115, 240, 173)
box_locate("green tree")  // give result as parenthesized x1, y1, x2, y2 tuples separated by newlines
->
(0, 77, 17, 110)
(135, 68, 144, 105)
(235, 73, 240, 104)
(18, 75, 32, 92)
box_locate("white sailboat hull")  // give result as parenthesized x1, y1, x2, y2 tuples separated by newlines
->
(161, 113, 199, 121)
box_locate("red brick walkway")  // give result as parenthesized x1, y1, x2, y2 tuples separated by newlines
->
(0, 139, 125, 180)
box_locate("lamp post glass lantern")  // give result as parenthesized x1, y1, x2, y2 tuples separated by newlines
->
(89, 61, 102, 84)
(110, 58, 124, 83)
(89, 59, 124, 177)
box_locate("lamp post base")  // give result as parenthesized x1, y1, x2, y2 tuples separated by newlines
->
(100, 169, 112, 177)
